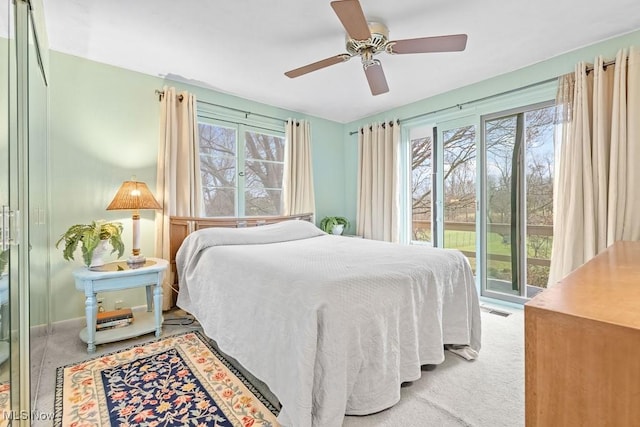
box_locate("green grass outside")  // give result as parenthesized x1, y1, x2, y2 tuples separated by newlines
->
(442, 230, 552, 259)
(443, 230, 509, 254)
(414, 229, 552, 288)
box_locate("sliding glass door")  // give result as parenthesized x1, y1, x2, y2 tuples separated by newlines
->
(408, 118, 477, 270)
(406, 100, 555, 304)
(481, 102, 555, 302)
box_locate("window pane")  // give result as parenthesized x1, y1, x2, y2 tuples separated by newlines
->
(199, 122, 237, 216)
(245, 188, 282, 216)
(200, 123, 236, 155)
(485, 116, 517, 293)
(202, 187, 235, 217)
(524, 106, 555, 288)
(245, 161, 284, 189)
(244, 130, 285, 216)
(411, 136, 432, 242)
(245, 131, 285, 162)
(201, 156, 236, 186)
(442, 125, 476, 271)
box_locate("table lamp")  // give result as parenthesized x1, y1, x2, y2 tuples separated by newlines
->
(106, 179, 161, 268)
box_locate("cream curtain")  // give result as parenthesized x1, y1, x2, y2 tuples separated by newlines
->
(283, 119, 316, 217)
(356, 121, 400, 242)
(548, 47, 640, 286)
(155, 86, 202, 309)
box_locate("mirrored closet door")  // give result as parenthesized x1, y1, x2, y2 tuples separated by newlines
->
(1, 0, 50, 421)
(1, 0, 17, 417)
(27, 0, 49, 416)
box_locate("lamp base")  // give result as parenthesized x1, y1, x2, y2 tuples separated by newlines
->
(126, 255, 147, 269)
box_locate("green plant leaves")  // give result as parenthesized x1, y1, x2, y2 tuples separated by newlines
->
(319, 216, 350, 233)
(56, 221, 125, 267)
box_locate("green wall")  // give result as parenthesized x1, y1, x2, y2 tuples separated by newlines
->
(50, 52, 160, 322)
(49, 51, 345, 323)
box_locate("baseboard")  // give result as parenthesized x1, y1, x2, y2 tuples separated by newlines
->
(30, 323, 51, 338)
(50, 316, 85, 335)
(479, 296, 524, 311)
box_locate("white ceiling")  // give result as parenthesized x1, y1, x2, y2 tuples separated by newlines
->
(43, 0, 640, 123)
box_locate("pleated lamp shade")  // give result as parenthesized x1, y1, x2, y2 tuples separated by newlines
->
(106, 180, 161, 268)
(106, 180, 161, 211)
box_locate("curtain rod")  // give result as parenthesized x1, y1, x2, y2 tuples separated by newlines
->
(348, 76, 558, 136)
(352, 120, 399, 135)
(348, 55, 629, 135)
(198, 113, 288, 134)
(586, 59, 615, 72)
(155, 90, 287, 124)
(157, 55, 625, 135)
(585, 57, 629, 74)
(359, 57, 629, 135)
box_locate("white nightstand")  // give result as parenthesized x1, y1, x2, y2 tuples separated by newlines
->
(73, 258, 168, 353)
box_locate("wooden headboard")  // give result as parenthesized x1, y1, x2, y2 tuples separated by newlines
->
(168, 213, 314, 306)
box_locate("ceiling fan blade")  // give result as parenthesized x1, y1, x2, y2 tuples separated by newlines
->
(285, 54, 351, 78)
(389, 34, 468, 54)
(330, 0, 371, 40)
(364, 62, 389, 96)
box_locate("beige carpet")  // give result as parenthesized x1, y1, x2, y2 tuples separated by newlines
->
(342, 304, 524, 427)
(216, 303, 525, 427)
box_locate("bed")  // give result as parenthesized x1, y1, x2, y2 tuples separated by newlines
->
(173, 215, 481, 427)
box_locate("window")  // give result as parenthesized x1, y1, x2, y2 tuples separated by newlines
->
(198, 120, 285, 217)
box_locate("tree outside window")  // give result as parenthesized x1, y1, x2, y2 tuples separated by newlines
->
(198, 122, 285, 217)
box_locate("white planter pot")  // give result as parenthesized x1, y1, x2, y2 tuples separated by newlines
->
(89, 240, 111, 270)
(331, 224, 345, 235)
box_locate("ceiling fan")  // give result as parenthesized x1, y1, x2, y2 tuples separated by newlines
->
(284, 0, 468, 96)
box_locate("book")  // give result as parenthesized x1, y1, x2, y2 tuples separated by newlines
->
(96, 317, 133, 330)
(97, 308, 133, 324)
(97, 323, 132, 331)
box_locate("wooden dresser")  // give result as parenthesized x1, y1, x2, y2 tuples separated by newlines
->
(525, 241, 640, 426)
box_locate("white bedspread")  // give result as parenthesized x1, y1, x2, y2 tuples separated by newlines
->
(177, 220, 481, 427)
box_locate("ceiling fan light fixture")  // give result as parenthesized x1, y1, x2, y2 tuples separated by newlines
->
(346, 22, 389, 56)
(283, 0, 468, 97)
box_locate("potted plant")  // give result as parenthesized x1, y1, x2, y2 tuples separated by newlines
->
(319, 216, 350, 235)
(55, 220, 125, 268)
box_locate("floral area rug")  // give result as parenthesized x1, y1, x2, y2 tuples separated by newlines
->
(54, 331, 279, 426)
(0, 381, 9, 427)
